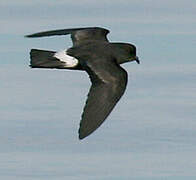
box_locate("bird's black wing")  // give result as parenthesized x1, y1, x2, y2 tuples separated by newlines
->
(26, 27, 110, 46)
(79, 57, 128, 139)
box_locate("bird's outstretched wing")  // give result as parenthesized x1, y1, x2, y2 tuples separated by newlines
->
(79, 57, 128, 139)
(26, 27, 110, 46)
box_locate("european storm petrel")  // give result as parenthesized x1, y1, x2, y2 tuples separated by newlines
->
(26, 27, 140, 140)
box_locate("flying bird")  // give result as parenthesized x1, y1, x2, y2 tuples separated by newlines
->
(26, 27, 140, 140)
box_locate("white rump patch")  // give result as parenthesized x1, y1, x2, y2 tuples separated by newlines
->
(54, 49, 78, 67)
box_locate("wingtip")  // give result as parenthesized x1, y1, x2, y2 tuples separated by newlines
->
(78, 127, 90, 140)
(79, 134, 86, 140)
(25, 34, 36, 38)
(78, 131, 86, 140)
(79, 136, 84, 140)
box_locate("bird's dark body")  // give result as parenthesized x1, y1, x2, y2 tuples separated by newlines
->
(26, 27, 139, 139)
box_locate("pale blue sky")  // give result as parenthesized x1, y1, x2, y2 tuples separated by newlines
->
(0, 0, 196, 179)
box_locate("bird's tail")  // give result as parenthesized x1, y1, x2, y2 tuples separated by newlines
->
(29, 49, 67, 69)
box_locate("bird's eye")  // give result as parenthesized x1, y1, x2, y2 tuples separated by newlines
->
(131, 46, 136, 55)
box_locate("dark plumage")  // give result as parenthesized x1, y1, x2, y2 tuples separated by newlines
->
(26, 27, 140, 140)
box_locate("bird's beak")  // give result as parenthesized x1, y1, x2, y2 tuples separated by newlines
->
(135, 56, 140, 64)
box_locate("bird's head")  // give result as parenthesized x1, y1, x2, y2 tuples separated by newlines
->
(113, 43, 140, 64)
